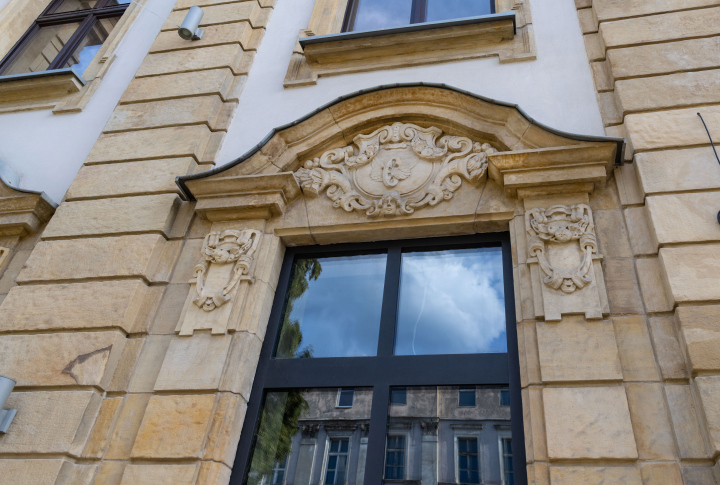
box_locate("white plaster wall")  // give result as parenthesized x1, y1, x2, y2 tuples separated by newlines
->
(219, 0, 604, 165)
(0, 0, 177, 203)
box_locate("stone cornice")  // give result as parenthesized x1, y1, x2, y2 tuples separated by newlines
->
(182, 172, 301, 221)
(0, 176, 56, 237)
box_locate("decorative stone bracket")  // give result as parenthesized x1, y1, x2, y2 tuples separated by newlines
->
(525, 204, 609, 321)
(177, 228, 263, 335)
(0, 176, 56, 237)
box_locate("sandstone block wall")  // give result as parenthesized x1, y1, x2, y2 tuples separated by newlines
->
(570, 0, 720, 483)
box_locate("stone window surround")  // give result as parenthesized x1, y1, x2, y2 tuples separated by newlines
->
(0, 0, 148, 113)
(284, 0, 536, 87)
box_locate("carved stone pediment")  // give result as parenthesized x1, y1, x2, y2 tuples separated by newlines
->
(295, 122, 497, 217)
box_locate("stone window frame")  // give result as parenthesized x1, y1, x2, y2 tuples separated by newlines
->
(496, 429, 513, 485)
(453, 432, 483, 485)
(284, 0, 535, 87)
(0, 0, 148, 113)
(321, 432, 354, 485)
(384, 428, 411, 480)
(336, 387, 355, 408)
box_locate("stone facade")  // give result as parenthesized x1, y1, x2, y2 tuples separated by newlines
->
(0, 1, 718, 484)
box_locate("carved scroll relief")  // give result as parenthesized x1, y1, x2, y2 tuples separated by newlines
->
(177, 229, 262, 335)
(525, 204, 609, 321)
(295, 122, 497, 218)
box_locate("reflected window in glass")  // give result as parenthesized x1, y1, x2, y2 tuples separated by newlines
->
(458, 437, 480, 484)
(343, 0, 495, 32)
(337, 388, 355, 408)
(459, 386, 477, 407)
(0, 0, 129, 76)
(385, 435, 406, 479)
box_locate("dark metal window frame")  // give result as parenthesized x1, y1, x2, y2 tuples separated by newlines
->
(231, 233, 527, 485)
(342, 0, 496, 32)
(0, 0, 128, 75)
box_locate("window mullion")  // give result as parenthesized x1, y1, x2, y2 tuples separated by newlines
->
(411, 0, 428, 24)
(48, 14, 95, 70)
(376, 246, 401, 357)
(363, 384, 390, 485)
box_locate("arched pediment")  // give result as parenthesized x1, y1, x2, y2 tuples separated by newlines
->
(177, 84, 623, 239)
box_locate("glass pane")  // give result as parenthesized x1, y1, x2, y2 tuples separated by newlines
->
(105, 0, 131, 5)
(349, 0, 413, 32)
(426, 0, 494, 23)
(53, 0, 99, 13)
(63, 17, 121, 76)
(387, 386, 513, 484)
(337, 388, 355, 408)
(3, 22, 82, 75)
(395, 247, 506, 355)
(246, 388, 372, 485)
(275, 253, 386, 358)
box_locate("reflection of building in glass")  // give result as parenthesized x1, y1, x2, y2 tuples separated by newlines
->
(264, 387, 512, 485)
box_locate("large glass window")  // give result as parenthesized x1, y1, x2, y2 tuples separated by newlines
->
(343, 0, 495, 32)
(0, 0, 129, 77)
(234, 235, 526, 485)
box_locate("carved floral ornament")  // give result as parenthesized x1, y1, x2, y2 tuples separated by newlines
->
(192, 229, 262, 312)
(294, 122, 497, 217)
(525, 204, 598, 294)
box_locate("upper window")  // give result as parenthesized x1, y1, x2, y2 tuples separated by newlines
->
(235, 235, 527, 485)
(343, 0, 495, 32)
(0, 0, 129, 77)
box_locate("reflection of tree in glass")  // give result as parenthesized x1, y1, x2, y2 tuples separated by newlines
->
(276, 258, 322, 358)
(247, 259, 321, 484)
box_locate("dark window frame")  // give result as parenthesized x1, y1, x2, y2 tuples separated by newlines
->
(0, 0, 128, 76)
(231, 233, 527, 485)
(342, 0, 496, 32)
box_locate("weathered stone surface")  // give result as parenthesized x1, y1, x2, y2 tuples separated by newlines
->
(203, 393, 247, 466)
(599, 7, 720, 48)
(626, 105, 720, 152)
(613, 316, 660, 381)
(665, 384, 710, 459)
(17, 234, 178, 283)
(119, 464, 197, 485)
(617, 70, 720, 115)
(646, 192, 720, 245)
(219, 332, 262, 399)
(151, 22, 253, 52)
(536, 318, 622, 382)
(640, 463, 683, 485)
(0, 280, 160, 333)
(594, 209, 631, 258)
(0, 391, 97, 454)
(0, 249, 30, 295)
(82, 397, 123, 458)
(549, 466, 642, 485)
(136, 45, 253, 77)
(197, 462, 233, 485)
(0, 459, 64, 485)
(170, 237, 204, 284)
(56, 462, 97, 485)
(104, 394, 151, 460)
(682, 466, 718, 485)
(603, 258, 644, 315)
(593, 0, 717, 21)
(636, 147, 720, 196)
(131, 394, 216, 459)
(614, 163, 644, 206)
(105, 96, 226, 132)
(155, 334, 232, 391)
(128, 335, 172, 393)
(150, 284, 190, 334)
(67, 158, 198, 200)
(676, 305, 720, 372)
(659, 245, 720, 304)
(106, 337, 145, 392)
(43, 194, 180, 239)
(648, 315, 688, 380)
(696, 376, 720, 454)
(0, 332, 125, 387)
(543, 387, 637, 459)
(85, 125, 212, 164)
(121, 69, 241, 104)
(623, 207, 658, 256)
(635, 258, 673, 313)
(625, 383, 676, 459)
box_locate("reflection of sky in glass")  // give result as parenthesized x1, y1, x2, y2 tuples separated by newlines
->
(351, 0, 413, 31)
(426, 0, 494, 22)
(71, 44, 101, 77)
(395, 247, 506, 355)
(279, 254, 387, 358)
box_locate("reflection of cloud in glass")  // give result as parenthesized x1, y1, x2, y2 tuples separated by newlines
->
(426, 0, 494, 23)
(282, 254, 387, 358)
(352, 0, 413, 31)
(395, 247, 506, 355)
